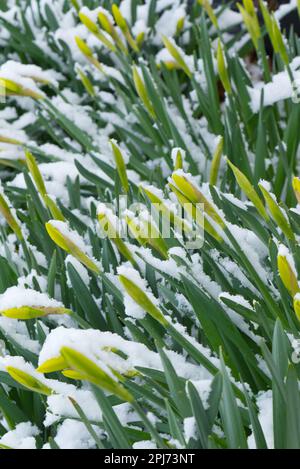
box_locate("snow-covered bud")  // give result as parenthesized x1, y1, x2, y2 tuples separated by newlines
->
(161, 36, 192, 78)
(97, 204, 135, 265)
(292, 177, 300, 204)
(118, 266, 168, 326)
(294, 294, 300, 321)
(6, 367, 52, 396)
(171, 170, 225, 228)
(0, 77, 44, 100)
(46, 220, 100, 273)
(258, 181, 294, 240)
(76, 66, 95, 97)
(237, 2, 260, 49)
(209, 136, 223, 186)
(132, 66, 155, 118)
(60, 346, 133, 401)
(112, 4, 138, 51)
(217, 40, 231, 95)
(0, 286, 71, 319)
(110, 139, 129, 193)
(0, 185, 22, 240)
(78, 11, 116, 51)
(75, 36, 103, 70)
(25, 150, 46, 198)
(227, 159, 269, 220)
(277, 245, 299, 297)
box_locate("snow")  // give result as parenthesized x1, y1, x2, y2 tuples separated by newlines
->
(248, 391, 273, 449)
(184, 417, 197, 442)
(0, 422, 39, 449)
(0, 286, 64, 311)
(249, 57, 300, 112)
(50, 419, 102, 449)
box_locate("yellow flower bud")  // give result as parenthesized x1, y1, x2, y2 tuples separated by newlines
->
(258, 182, 295, 240)
(171, 171, 225, 228)
(278, 248, 299, 297)
(169, 182, 222, 242)
(25, 150, 47, 198)
(217, 40, 231, 95)
(0, 305, 71, 319)
(292, 177, 300, 204)
(36, 355, 67, 374)
(0, 188, 22, 240)
(110, 139, 129, 193)
(60, 346, 133, 402)
(119, 269, 168, 326)
(6, 367, 52, 396)
(46, 221, 100, 273)
(227, 159, 269, 220)
(111, 4, 127, 31)
(162, 36, 192, 78)
(294, 294, 300, 321)
(76, 67, 95, 96)
(97, 205, 135, 265)
(209, 136, 223, 186)
(132, 66, 155, 118)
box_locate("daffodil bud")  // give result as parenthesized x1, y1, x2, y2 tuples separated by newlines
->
(76, 66, 95, 96)
(6, 367, 52, 395)
(162, 36, 192, 78)
(209, 136, 223, 186)
(46, 220, 100, 273)
(259, 0, 273, 40)
(0, 286, 71, 319)
(237, 3, 260, 49)
(110, 139, 129, 193)
(0, 185, 22, 240)
(294, 294, 300, 321)
(75, 36, 103, 70)
(292, 177, 300, 204)
(79, 11, 116, 51)
(197, 0, 218, 28)
(98, 11, 128, 54)
(271, 15, 289, 65)
(171, 148, 185, 170)
(97, 204, 135, 265)
(298, 0, 300, 18)
(169, 182, 222, 242)
(176, 16, 185, 35)
(140, 183, 191, 235)
(0, 134, 23, 145)
(111, 4, 138, 51)
(258, 181, 294, 240)
(227, 159, 269, 220)
(217, 40, 231, 95)
(136, 32, 145, 48)
(277, 245, 299, 296)
(0, 77, 44, 100)
(111, 4, 127, 31)
(36, 355, 68, 374)
(25, 150, 47, 198)
(43, 195, 65, 221)
(125, 209, 169, 259)
(171, 171, 225, 228)
(132, 66, 155, 118)
(118, 266, 168, 326)
(60, 346, 133, 402)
